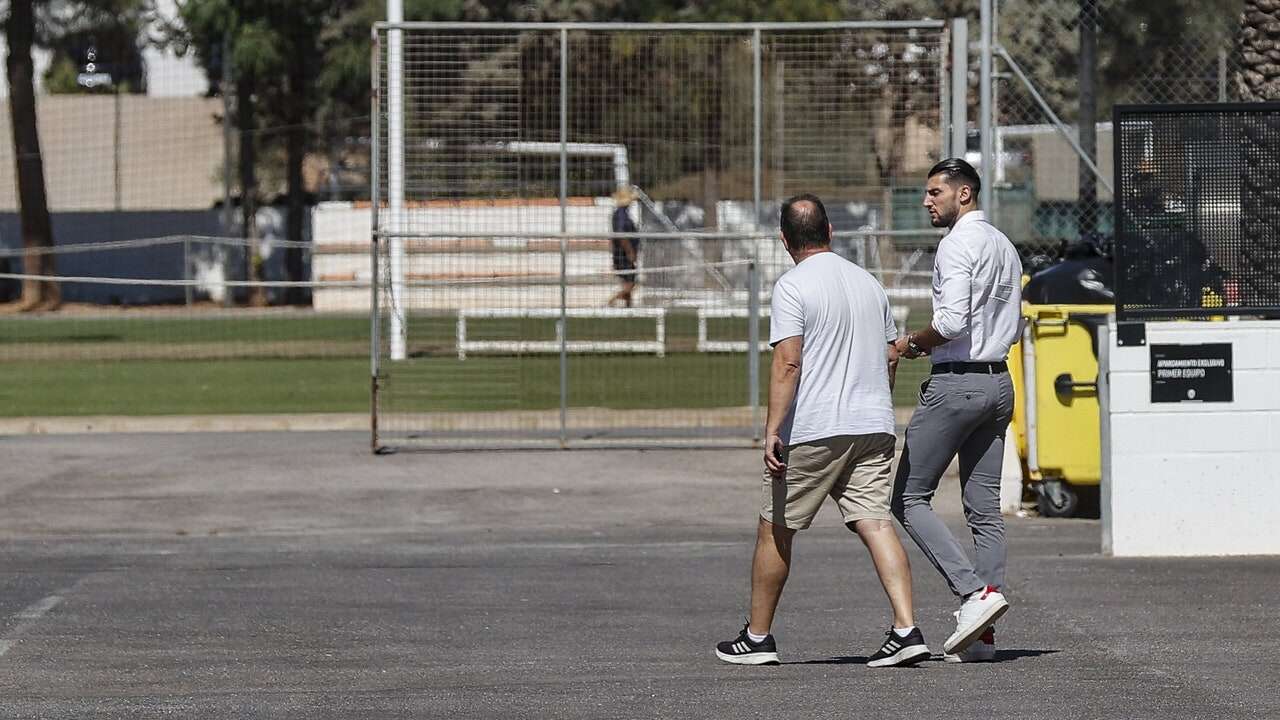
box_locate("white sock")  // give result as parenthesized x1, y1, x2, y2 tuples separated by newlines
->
(893, 626, 916, 638)
(747, 629, 769, 643)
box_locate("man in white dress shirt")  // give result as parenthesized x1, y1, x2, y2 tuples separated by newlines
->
(891, 158, 1023, 662)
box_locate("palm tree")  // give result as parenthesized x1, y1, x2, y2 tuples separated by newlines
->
(5, 0, 59, 310)
(1235, 0, 1280, 307)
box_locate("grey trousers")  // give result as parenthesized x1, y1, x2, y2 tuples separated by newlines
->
(891, 370, 1015, 598)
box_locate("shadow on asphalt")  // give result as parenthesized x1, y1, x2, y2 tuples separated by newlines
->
(784, 656, 873, 665)
(994, 649, 1060, 661)
(784, 649, 1059, 666)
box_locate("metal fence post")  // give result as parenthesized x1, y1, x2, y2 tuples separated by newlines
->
(370, 26, 383, 453)
(558, 27, 569, 449)
(183, 238, 192, 306)
(1218, 47, 1228, 102)
(980, 0, 995, 223)
(222, 34, 234, 309)
(750, 28, 762, 445)
(951, 18, 968, 160)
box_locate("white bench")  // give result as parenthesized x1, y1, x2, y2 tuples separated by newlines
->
(456, 308, 666, 360)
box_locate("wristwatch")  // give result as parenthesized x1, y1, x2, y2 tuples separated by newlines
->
(906, 334, 927, 357)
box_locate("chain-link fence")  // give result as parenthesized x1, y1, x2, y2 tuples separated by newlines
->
(990, 0, 1243, 268)
(1114, 102, 1280, 318)
(4, 7, 1256, 441)
(0, 28, 379, 421)
(371, 22, 949, 447)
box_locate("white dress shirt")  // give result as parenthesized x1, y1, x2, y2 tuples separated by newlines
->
(929, 211, 1023, 364)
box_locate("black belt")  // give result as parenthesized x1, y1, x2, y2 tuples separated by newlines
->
(930, 361, 1008, 375)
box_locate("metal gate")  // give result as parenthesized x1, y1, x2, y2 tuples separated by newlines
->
(370, 21, 955, 449)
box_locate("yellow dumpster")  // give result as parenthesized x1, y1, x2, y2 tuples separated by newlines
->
(1011, 304, 1113, 517)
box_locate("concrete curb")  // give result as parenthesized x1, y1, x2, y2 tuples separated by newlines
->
(0, 414, 370, 435)
(1, 407, 918, 436)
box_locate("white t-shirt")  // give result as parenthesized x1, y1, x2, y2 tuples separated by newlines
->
(769, 251, 897, 446)
(930, 211, 1024, 363)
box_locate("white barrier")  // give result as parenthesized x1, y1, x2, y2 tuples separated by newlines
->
(695, 305, 911, 353)
(456, 308, 665, 360)
(1101, 318, 1280, 557)
(696, 308, 771, 353)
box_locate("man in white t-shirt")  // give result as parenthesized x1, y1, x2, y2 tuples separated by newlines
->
(715, 194, 930, 668)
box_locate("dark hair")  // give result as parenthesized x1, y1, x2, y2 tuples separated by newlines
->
(780, 193, 831, 250)
(928, 158, 982, 197)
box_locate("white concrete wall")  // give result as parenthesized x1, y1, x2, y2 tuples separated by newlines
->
(312, 201, 620, 312)
(1103, 318, 1280, 557)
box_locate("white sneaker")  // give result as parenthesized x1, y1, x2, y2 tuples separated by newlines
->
(943, 612, 996, 662)
(943, 585, 1009, 655)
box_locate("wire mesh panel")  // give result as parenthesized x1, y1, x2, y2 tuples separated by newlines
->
(371, 22, 947, 448)
(0, 49, 380, 423)
(993, 0, 1241, 266)
(1114, 103, 1280, 319)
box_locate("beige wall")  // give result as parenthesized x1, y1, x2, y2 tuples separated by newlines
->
(0, 95, 223, 211)
(1028, 126, 1115, 203)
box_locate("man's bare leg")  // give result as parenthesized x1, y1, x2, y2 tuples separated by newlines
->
(854, 518, 915, 628)
(748, 516, 795, 636)
(607, 281, 635, 308)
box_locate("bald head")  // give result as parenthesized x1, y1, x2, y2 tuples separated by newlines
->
(780, 193, 831, 251)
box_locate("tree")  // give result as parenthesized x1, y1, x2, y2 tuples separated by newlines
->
(1236, 0, 1280, 101)
(171, 0, 464, 304)
(5, 0, 58, 310)
(41, 0, 151, 94)
(1235, 0, 1280, 305)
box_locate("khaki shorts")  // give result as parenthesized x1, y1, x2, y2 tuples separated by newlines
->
(761, 433, 896, 530)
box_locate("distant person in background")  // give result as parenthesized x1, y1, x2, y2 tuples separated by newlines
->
(608, 187, 641, 308)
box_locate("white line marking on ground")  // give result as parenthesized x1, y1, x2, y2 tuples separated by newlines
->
(15, 595, 62, 620)
(0, 594, 67, 659)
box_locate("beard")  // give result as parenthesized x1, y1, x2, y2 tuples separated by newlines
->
(930, 208, 956, 227)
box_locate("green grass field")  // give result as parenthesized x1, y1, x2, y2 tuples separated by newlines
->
(0, 310, 930, 416)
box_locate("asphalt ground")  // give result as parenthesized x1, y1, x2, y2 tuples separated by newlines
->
(0, 432, 1276, 719)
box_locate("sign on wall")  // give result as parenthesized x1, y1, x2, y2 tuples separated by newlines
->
(1149, 343, 1233, 403)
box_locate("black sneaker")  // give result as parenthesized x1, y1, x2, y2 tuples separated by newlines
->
(715, 623, 780, 665)
(866, 627, 931, 667)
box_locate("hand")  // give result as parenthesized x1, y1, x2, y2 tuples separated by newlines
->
(896, 334, 927, 360)
(763, 433, 787, 478)
(894, 335, 916, 359)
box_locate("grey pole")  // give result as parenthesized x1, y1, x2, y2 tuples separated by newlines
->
(1078, 0, 1098, 237)
(773, 58, 784, 200)
(183, 238, 192, 306)
(749, 28, 762, 445)
(939, 23, 950, 158)
(951, 18, 968, 161)
(980, 0, 995, 223)
(113, 84, 121, 211)
(222, 33, 234, 309)
(370, 28, 383, 452)
(559, 27, 569, 449)
(1218, 48, 1228, 102)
